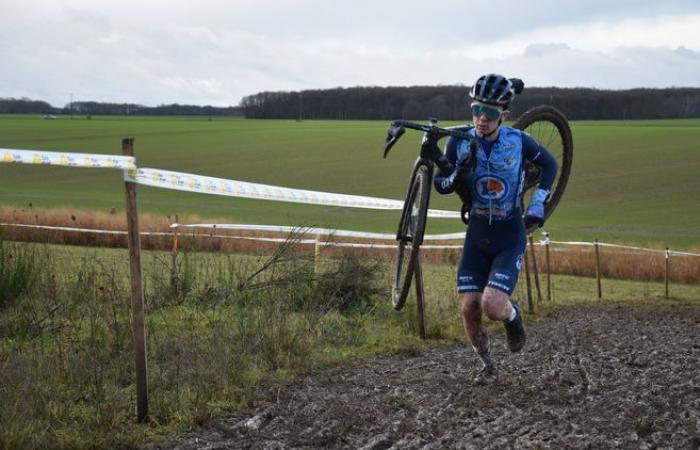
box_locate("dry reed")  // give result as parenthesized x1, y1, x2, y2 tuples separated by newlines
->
(1, 206, 698, 284)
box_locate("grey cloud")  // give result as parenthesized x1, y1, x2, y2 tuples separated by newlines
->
(674, 46, 700, 59)
(502, 44, 700, 89)
(2, 1, 700, 106)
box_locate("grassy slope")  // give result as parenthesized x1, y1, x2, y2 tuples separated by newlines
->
(1, 240, 698, 450)
(1, 115, 699, 248)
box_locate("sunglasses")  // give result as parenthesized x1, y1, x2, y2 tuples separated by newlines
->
(470, 103, 502, 121)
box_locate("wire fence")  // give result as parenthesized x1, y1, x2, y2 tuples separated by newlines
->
(2, 221, 698, 286)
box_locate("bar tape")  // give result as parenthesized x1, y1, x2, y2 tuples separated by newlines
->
(129, 167, 462, 218)
(171, 223, 466, 241)
(1, 148, 136, 170)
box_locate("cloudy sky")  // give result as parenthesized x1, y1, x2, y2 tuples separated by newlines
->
(2, 0, 699, 107)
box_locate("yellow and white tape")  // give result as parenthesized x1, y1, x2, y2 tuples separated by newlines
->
(1, 148, 461, 217)
(130, 167, 462, 218)
(1, 148, 136, 170)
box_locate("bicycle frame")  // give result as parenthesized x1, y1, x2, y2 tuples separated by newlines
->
(383, 119, 480, 310)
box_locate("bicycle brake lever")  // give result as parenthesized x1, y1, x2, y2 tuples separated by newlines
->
(383, 123, 405, 158)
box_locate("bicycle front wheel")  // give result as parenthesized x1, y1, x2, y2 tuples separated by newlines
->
(513, 105, 573, 232)
(392, 163, 431, 310)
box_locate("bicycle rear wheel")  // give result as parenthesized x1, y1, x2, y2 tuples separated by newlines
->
(513, 105, 573, 232)
(392, 163, 431, 310)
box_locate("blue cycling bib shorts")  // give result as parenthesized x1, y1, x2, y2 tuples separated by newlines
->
(457, 217, 526, 295)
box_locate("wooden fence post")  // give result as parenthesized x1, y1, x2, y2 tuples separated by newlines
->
(523, 242, 534, 314)
(123, 138, 149, 423)
(170, 215, 179, 290)
(414, 252, 427, 340)
(544, 231, 552, 302)
(528, 234, 542, 305)
(665, 248, 670, 299)
(314, 234, 322, 274)
(594, 239, 602, 300)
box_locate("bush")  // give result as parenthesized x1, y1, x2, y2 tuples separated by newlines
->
(0, 240, 40, 309)
(312, 253, 387, 313)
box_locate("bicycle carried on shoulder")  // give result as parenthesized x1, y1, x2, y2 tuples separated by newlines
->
(383, 105, 573, 310)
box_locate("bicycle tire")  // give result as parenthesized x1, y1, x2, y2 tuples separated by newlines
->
(392, 163, 431, 310)
(513, 105, 573, 232)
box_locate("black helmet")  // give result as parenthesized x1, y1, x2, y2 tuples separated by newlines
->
(469, 74, 524, 108)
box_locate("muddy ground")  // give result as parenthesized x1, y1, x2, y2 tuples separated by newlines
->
(151, 303, 700, 450)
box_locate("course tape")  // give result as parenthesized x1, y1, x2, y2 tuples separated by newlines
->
(172, 223, 466, 241)
(1, 148, 135, 170)
(2, 223, 698, 256)
(129, 167, 462, 218)
(0, 223, 463, 250)
(2, 148, 461, 217)
(544, 240, 699, 257)
(0, 223, 165, 236)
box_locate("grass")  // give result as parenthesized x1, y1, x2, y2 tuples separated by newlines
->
(1, 238, 698, 449)
(1, 115, 699, 248)
(0, 240, 425, 449)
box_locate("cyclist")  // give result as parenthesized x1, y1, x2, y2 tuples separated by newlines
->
(423, 74, 558, 384)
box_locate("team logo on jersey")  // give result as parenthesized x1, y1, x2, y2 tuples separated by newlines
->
(475, 175, 509, 201)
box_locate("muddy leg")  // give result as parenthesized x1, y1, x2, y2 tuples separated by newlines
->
(481, 287, 513, 322)
(460, 292, 494, 368)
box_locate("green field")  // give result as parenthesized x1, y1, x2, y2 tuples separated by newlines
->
(1, 114, 699, 249)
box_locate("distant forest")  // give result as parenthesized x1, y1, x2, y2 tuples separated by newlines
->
(3, 85, 700, 120)
(0, 98, 243, 117)
(241, 86, 700, 120)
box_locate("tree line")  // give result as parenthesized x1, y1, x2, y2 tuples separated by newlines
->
(0, 98, 243, 117)
(4, 85, 700, 120)
(240, 86, 700, 120)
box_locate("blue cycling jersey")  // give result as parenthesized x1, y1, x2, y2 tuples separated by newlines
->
(434, 125, 557, 222)
(433, 124, 558, 294)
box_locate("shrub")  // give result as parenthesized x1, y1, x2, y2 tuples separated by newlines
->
(312, 252, 387, 313)
(0, 240, 40, 309)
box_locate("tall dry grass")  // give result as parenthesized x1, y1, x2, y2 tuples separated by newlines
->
(1, 205, 699, 284)
(529, 245, 700, 284)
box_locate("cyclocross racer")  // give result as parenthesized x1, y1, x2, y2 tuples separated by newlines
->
(424, 74, 558, 384)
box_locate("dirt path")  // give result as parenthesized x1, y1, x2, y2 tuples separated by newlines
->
(151, 303, 700, 450)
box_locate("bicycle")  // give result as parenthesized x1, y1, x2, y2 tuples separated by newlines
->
(383, 106, 573, 311)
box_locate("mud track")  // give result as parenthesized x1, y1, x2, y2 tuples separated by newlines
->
(152, 303, 700, 450)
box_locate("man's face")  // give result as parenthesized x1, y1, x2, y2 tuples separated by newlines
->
(471, 101, 504, 137)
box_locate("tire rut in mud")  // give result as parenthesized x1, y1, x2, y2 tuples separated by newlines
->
(150, 303, 700, 450)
